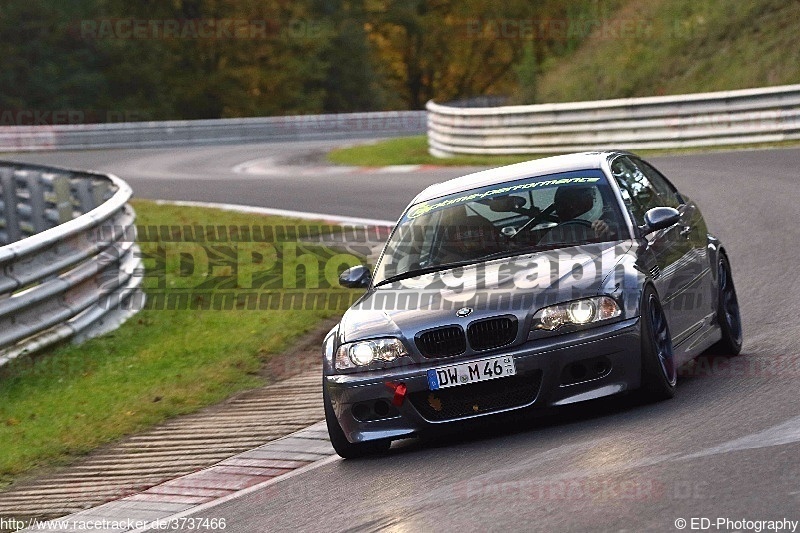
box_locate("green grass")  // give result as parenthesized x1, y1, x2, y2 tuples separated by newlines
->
(327, 136, 555, 167)
(0, 201, 358, 487)
(328, 135, 800, 168)
(535, 0, 800, 102)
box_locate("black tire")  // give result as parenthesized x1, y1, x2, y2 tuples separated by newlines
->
(708, 254, 743, 357)
(639, 287, 677, 401)
(323, 383, 391, 459)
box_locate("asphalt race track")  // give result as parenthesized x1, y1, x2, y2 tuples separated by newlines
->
(10, 144, 800, 531)
(5, 140, 457, 221)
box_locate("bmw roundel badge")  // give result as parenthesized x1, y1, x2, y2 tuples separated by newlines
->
(456, 307, 473, 317)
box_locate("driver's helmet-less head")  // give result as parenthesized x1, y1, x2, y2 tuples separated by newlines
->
(554, 185, 594, 222)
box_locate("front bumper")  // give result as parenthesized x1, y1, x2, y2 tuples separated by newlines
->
(324, 317, 641, 444)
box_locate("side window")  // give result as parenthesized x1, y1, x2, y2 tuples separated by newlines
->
(610, 156, 661, 226)
(636, 160, 683, 208)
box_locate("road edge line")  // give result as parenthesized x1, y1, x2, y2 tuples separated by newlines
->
(152, 199, 394, 227)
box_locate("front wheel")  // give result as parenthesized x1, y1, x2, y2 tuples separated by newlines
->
(708, 254, 743, 356)
(323, 382, 391, 459)
(640, 287, 677, 401)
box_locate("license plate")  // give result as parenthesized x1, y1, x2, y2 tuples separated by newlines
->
(427, 355, 516, 390)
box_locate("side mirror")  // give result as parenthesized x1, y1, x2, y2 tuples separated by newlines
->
(339, 265, 371, 289)
(642, 207, 681, 235)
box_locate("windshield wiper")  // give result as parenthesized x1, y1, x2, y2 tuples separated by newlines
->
(375, 243, 580, 287)
(374, 258, 492, 287)
(374, 246, 559, 288)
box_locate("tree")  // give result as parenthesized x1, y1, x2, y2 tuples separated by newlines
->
(366, 0, 532, 107)
(0, 0, 630, 119)
(0, 1, 111, 121)
(305, 0, 387, 112)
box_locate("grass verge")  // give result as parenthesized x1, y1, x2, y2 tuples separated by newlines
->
(535, 0, 800, 103)
(0, 200, 358, 487)
(328, 135, 800, 168)
(327, 136, 549, 167)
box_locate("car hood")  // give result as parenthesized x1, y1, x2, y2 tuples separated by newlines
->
(340, 240, 634, 343)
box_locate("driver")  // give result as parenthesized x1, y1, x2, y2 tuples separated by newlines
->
(438, 205, 502, 262)
(547, 185, 614, 241)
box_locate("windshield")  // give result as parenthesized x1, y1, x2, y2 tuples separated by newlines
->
(373, 170, 627, 285)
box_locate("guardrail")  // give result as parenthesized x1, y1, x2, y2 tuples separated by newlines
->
(0, 111, 427, 152)
(0, 162, 142, 367)
(427, 84, 800, 156)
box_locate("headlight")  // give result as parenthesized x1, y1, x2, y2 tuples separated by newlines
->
(335, 338, 409, 370)
(532, 296, 621, 331)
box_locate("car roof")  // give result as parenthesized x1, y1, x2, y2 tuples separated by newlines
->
(412, 151, 625, 204)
